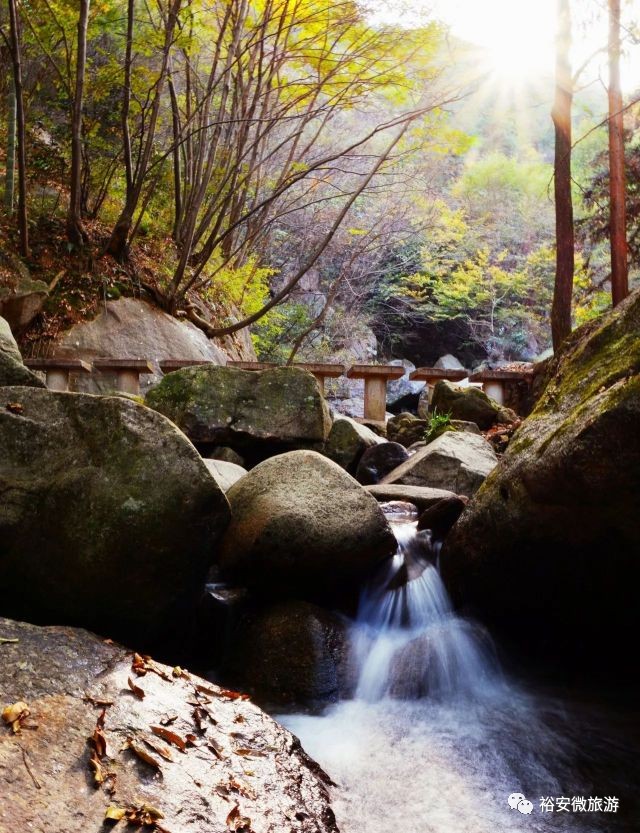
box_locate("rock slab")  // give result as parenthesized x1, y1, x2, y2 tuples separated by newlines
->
(0, 616, 337, 833)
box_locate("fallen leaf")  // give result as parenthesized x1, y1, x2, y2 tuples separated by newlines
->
(234, 747, 264, 758)
(172, 666, 189, 679)
(125, 803, 165, 826)
(132, 653, 171, 681)
(219, 689, 250, 701)
(127, 738, 162, 771)
(2, 701, 31, 733)
(104, 806, 126, 822)
(6, 402, 23, 414)
(226, 804, 252, 832)
(0, 637, 19, 645)
(195, 683, 217, 697)
(151, 725, 186, 752)
(160, 714, 178, 726)
(89, 752, 106, 786)
(128, 676, 146, 700)
(208, 739, 225, 760)
(83, 693, 114, 708)
(142, 736, 174, 762)
(91, 724, 108, 758)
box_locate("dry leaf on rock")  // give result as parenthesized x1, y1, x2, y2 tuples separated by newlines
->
(2, 701, 31, 733)
(226, 804, 252, 832)
(151, 725, 187, 752)
(128, 676, 146, 700)
(127, 738, 163, 771)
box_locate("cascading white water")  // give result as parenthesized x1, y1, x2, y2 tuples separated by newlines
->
(351, 519, 500, 702)
(280, 514, 638, 833)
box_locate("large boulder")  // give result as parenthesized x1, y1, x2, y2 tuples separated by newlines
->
(0, 316, 45, 388)
(0, 387, 230, 643)
(355, 441, 409, 485)
(218, 450, 396, 595)
(381, 432, 498, 497)
(324, 415, 384, 473)
(223, 601, 349, 705)
(147, 365, 331, 464)
(430, 380, 515, 429)
(0, 617, 338, 833)
(442, 290, 640, 678)
(0, 248, 48, 332)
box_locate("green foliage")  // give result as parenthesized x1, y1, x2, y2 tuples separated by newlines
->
(425, 408, 453, 443)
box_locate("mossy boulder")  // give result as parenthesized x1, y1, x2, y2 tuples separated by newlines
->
(0, 387, 230, 643)
(324, 415, 384, 473)
(146, 365, 331, 463)
(0, 315, 45, 388)
(218, 450, 396, 596)
(0, 251, 48, 332)
(442, 289, 640, 679)
(386, 412, 430, 447)
(430, 380, 516, 429)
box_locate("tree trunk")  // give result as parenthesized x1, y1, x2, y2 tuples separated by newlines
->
(608, 0, 628, 306)
(551, 0, 574, 351)
(4, 81, 16, 215)
(7, 0, 29, 257)
(67, 0, 90, 247)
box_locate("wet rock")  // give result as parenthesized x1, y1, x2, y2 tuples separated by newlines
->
(381, 432, 498, 498)
(417, 496, 468, 539)
(219, 450, 396, 595)
(324, 415, 384, 474)
(386, 412, 429, 447)
(224, 601, 349, 706)
(204, 458, 247, 492)
(0, 616, 338, 833)
(442, 289, 640, 679)
(355, 441, 409, 485)
(0, 387, 230, 644)
(146, 365, 331, 464)
(431, 380, 516, 430)
(365, 484, 458, 511)
(0, 316, 45, 388)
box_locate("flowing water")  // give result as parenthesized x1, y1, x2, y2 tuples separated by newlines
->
(280, 518, 639, 833)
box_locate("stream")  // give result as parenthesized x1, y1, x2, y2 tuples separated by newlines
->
(279, 518, 639, 833)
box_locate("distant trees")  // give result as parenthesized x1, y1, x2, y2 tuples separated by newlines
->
(6, 0, 29, 256)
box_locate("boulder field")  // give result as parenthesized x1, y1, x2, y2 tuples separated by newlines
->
(442, 289, 640, 679)
(0, 616, 338, 833)
(0, 387, 230, 644)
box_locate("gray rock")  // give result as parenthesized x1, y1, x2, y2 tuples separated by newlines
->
(417, 496, 468, 539)
(0, 387, 230, 643)
(451, 419, 482, 434)
(441, 288, 640, 679)
(386, 412, 429, 447)
(147, 365, 332, 463)
(381, 431, 498, 497)
(386, 359, 425, 405)
(324, 415, 384, 473)
(355, 441, 409, 485)
(0, 249, 49, 332)
(434, 354, 465, 370)
(0, 316, 46, 388)
(224, 601, 349, 705)
(0, 616, 338, 833)
(204, 458, 247, 492)
(219, 450, 396, 594)
(364, 484, 459, 511)
(53, 297, 243, 394)
(207, 445, 246, 467)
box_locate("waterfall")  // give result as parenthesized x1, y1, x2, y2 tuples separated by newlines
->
(351, 517, 500, 702)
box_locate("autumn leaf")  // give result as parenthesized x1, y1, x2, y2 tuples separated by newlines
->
(6, 402, 23, 414)
(226, 804, 252, 832)
(150, 725, 186, 752)
(89, 753, 106, 786)
(2, 701, 31, 733)
(207, 739, 225, 760)
(104, 805, 126, 822)
(128, 676, 146, 700)
(219, 689, 250, 701)
(126, 738, 162, 771)
(141, 735, 174, 762)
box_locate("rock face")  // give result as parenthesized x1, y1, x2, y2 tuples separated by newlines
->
(0, 388, 230, 643)
(53, 297, 254, 394)
(0, 316, 45, 388)
(417, 496, 468, 540)
(442, 290, 640, 678)
(381, 432, 498, 497)
(324, 415, 384, 473)
(0, 617, 338, 833)
(218, 450, 396, 594)
(224, 601, 349, 705)
(147, 365, 332, 464)
(431, 380, 514, 429)
(355, 441, 409, 485)
(203, 459, 247, 492)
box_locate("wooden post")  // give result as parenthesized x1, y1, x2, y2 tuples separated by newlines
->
(346, 365, 405, 423)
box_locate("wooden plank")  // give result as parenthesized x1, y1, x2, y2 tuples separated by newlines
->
(93, 359, 154, 373)
(25, 358, 92, 373)
(409, 367, 467, 382)
(159, 359, 211, 372)
(226, 361, 276, 371)
(346, 364, 405, 380)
